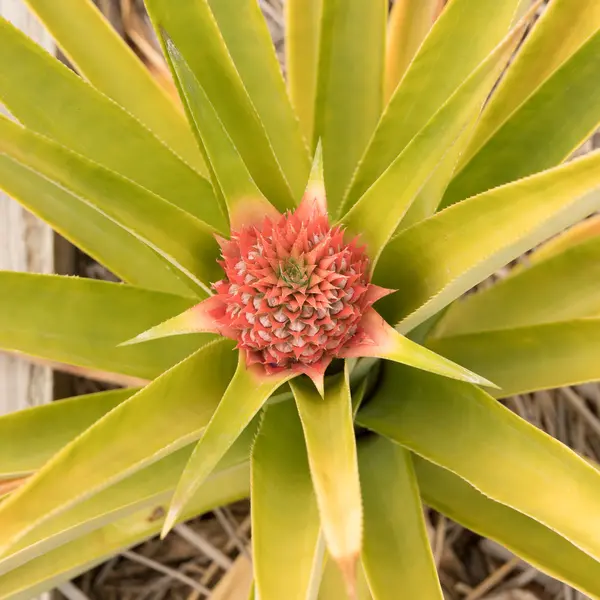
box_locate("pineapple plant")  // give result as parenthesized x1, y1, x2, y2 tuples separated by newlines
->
(2, 0, 600, 597)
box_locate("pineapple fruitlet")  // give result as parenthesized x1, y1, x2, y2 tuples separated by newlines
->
(2, 0, 600, 598)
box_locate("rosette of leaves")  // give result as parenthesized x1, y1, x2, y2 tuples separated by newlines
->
(2, 0, 600, 598)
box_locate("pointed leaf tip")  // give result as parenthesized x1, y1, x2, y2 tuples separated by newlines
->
(337, 553, 359, 600)
(310, 140, 324, 186)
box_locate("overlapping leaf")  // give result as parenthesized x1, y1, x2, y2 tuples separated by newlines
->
(0, 339, 237, 555)
(145, 0, 299, 209)
(0, 120, 222, 291)
(0, 274, 211, 380)
(252, 401, 322, 600)
(375, 150, 600, 332)
(414, 456, 600, 600)
(358, 362, 600, 566)
(358, 436, 443, 600)
(23, 0, 207, 173)
(428, 319, 600, 397)
(314, 0, 386, 214)
(0, 18, 223, 229)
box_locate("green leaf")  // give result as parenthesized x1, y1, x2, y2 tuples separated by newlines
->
(285, 0, 322, 145)
(414, 456, 600, 600)
(0, 389, 134, 480)
(443, 26, 600, 206)
(0, 18, 224, 230)
(0, 339, 237, 555)
(427, 319, 600, 397)
(343, 0, 525, 211)
(0, 463, 249, 600)
(22, 0, 206, 173)
(0, 120, 222, 291)
(291, 368, 362, 595)
(206, 0, 310, 199)
(314, 0, 386, 214)
(358, 362, 600, 566)
(455, 0, 600, 176)
(358, 435, 443, 600)
(0, 274, 212, 380)
(0, 426, 256, 577)
(252, 401, 322, 600)
(375, 150, 600, 333)
(437, 234, 600, 336)
(163, 36, 278, 229)
(384, 0, 441, 102)
(318, 557, 372, 600)
(145, 0, 297, 211)
(343, 309, 495, 387)
(340, 20, 525, 262)
(0, 119, 196, 296)
(163, 357, 292, 536)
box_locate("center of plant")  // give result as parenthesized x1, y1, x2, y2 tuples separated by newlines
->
(211, 202, 372, 374)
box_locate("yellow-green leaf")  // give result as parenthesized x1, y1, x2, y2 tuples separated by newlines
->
(0, 274, 211, 380)
(375, 150, 600, 332)
(384, 0, 442, 102)
(145, 0, 297, 209)
(0, 389, 134, 480)
(318, 557, 372, 600)
(0, 339, 237, 555)
(457, 0, 600, 173)
(0, 18, 223, 229)
(252, 401, 322, 600)
(341, 18, 525, 262)
(358, 435, 443, 600)
(414, 455, 600, 600)
(358, 362, 600, 566)
(164, 36, 278, 227)
(291, 368, 362, 595)
(285, 0, 322, 145)
(0, 426, 256, 578)
(0, 463, 249, 600)
(437, 234, 600, 336)
(314, 0, 386, 215)
(0, 120, 222, 292)
(343, 0, 525, 212)
(163, 357, 292, 536)
(23, 0, 206, 173)
(206, 0, 310, 199)
(428, 319, 600, 397)
(443, 26, 600, 206)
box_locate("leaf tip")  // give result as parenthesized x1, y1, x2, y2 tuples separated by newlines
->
(335, 552, 359, 600)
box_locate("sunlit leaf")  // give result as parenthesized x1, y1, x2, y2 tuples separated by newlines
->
(314, 0, 386, 214)
(428, 319, 600, 397)
(358, 435, 443, 600)
(0, 274, 212, 380)
(0, 426, 256, 577)
(414, 455, 600, 600)
(23, 0, 207, 173)
(0, 463, 249, 600)
(437, 234, 600, 336)
(285, 0, 322, 145)
(0, 120, 222, 291)
(252, 401, 322, 600)
(358, 362, 600, 566)
(375, 150, 600, 332)
(163, 36, 279, 229)
(340, 18, 526, 262)
(0, 18, 223, 229)
(384, 0, 442, 102)
(0, 339, 237, 555)
(145, 0, 298, 209)
(443, 26, 600, 206)
(0, 389, 134, 480)
(163, 357, 292, 536)
(343, 0, 525, 211)
(456, 0, 600, 174)
(291, 368, 362, 596)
